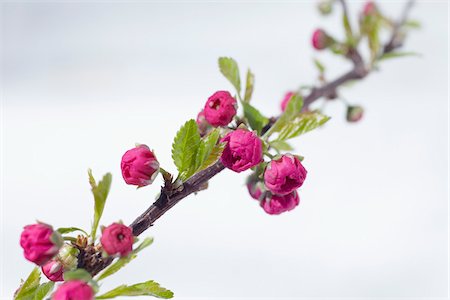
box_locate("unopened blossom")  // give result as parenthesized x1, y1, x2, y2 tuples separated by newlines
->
(261, 191, 300, 215)
(220, 129, 263, 173)
(246, 177, 267, 201)
(100, 223, 134, 257)
(196, 110, 210, 135)
(52, 280, 94, 300)
(312, 29, 332, 50)
(264, 154, 307, 195)
(280, 91, 295, 112)
(19, 223, 62, 266)
(121, 144, 159, 187)
(203, 91, 237, 127)
(346, 105, 364, 123)
(42, 260, 64, 282)
(363, 1, 377, 16)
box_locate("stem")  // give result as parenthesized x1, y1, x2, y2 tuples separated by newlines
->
(83, 0, 415, 276)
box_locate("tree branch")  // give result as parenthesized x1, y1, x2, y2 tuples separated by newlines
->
(83, 0, 415, 276)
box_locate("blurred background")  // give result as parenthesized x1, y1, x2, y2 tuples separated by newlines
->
(1, 1, 448, 299)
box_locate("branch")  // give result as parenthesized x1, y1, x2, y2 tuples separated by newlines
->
(83, 0, 415, 276)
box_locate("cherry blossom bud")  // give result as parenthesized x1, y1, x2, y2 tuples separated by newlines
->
(363, 1, 377, 16)
(220, 129, 263, 173)
(52, 280, 94, 300)
(196, 110, 210, 135)
(42, 260, 64, 282)
(20, 223, 62, 266)
(312, 29, 332, 50)
(121, 144, 159, 187)
(261, 191, 300, 215)
(346, 105, 364, 123)
(204, 91, 237, 127)
(318, 1, 333, 15)
(100, 223, 134, 257)
(280, 91, 295, 112)
(246, 176, 267, 201)
(264, 154, 307, 195)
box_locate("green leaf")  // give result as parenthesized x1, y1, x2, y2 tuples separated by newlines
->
(171, 119, 201, 181)
(218, 57, 241, 94)
(314, 59, 325, 75)
(272, 112, 330, 142)
(57, 227, 88, 236)
(379, 51, 420, 61)
(97, 237, 154, 281)
(33, 282, 55, 300)
(243, 69, 255, 102)
(198, 142, 226, 171)
(242, 102, 269, 135)
(194, 129, 220, 171)
(96, 280, 174, 299)
(15, 267, 41, 300)
(342, 13, 355, 46)
(63, 268, 93, 283)
(88, 170, 112, 241)
(404, 19, 421, 29)
(270, 140, 294, 152)
(263, 94, 303, 138)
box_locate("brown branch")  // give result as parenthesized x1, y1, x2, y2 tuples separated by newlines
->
(82, 0, 415, 276)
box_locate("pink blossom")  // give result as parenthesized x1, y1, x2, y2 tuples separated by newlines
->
(100, 223, 134, 257)
(264, 154, 307, 195)
(121, 144, 159, 187)
(204, 91, 237, 127)
(52, 280, 94, 300)
(261, 191, 300, 215)
(220, 129, 263, 173)
(20, 223, 61, 266)
(363, 1, 377, 16)
(280, 91, 295, 112)
(42, 260, 64, 282)
(312, 29, 329, 50)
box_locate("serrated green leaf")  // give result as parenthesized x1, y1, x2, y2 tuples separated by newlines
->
(272, 112, 330, 142)
(242, 102, 269, 135)
(194, 129, 220, 171)
(263, 94, 303, 138)
(97, 237, 154, 281)
(379, 51, 420, 61)
(88, 170, 112, 241)
(314, 59, 325, 74)
(96, 280, 173, 299)
(270, 140, 294, 152)
(218, 57, 241, 94)
(57, 227, 88, 236)
(33, 282, 55, 300)
(63, 268, 93, 283)
(171, 119, 201, 181)
(15, 267, 41, 300)
(199, 143, 225, 171)
(243, 69, 255, 102)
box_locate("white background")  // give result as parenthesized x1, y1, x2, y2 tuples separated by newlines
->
(1, 1, 448, 299)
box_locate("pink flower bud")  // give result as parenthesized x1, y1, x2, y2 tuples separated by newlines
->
(196, 109, 210, 135)
(121, 144, 159, 187)
(204, 91, 237, 127)
(363, 1, 377, 16)
(346, 105, 364, 123)
(261, 191, 300, 215)
(42, 260, 64, 282)
(264, 154, 307, 195)
(100, 223, 133, 257)
(220, 129, 263, 173)
(312, 29, 330, 50)
(280, 91, 294, 112)
(20, 223, 62, 266)
(246, 178, 266, 201)
(52, 280, 94, 300)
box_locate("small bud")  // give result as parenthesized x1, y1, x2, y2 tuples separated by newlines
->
(196, 110, 210, 136)
(121, 145, 159, 187)
(42, 260, 64, 282)
(220, 129, 263, 173)
(346, 105, 364, 123)
(52, 280, 94, 300)
(264, 154, 307, 195)
(312, 29, 333, 50)
(100, 223, 134, 257)
(19, 223, 61, 266)
(203, 91, 237, 127)
(261, 191, 300, 215)
(246, 176, 267, 201)
(363, 1, 377, 16)
(318, 1, 333, 15)
(280, 91, 295, 112)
